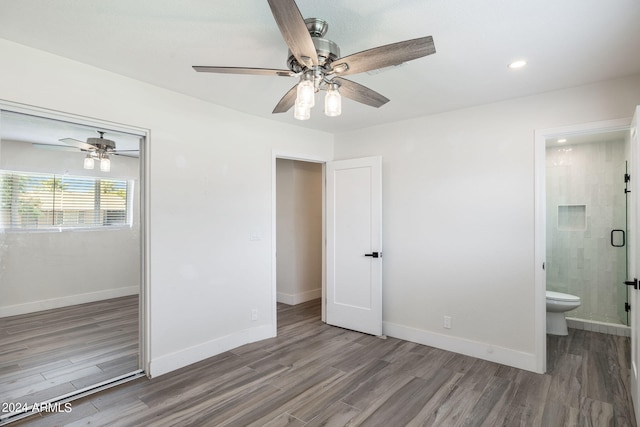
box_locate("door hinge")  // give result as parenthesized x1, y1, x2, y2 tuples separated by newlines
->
(626, 302, 631, 312)
(625, 173, 631, 183)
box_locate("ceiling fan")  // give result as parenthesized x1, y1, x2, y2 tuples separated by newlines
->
(58, 131, 138, 171)
(193, 0, 436, 120)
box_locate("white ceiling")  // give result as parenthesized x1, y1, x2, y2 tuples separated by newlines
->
(0, 110, 142, 152)
(0, 0, 639, 134)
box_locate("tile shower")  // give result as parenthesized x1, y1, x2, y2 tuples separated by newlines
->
(546, 136, 629, 334)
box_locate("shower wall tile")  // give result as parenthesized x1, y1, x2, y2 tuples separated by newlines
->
(546, 139, 627, 325)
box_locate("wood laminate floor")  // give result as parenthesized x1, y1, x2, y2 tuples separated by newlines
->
(0, 296, 139, 411)
(8, 299, 637, 426)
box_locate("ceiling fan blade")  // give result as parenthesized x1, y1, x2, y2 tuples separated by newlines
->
(192, 66, 294, 77)
(59, 137, 95, 151)
(272, 84, 298, 114)
(332, 77, 389, 108)
(267, 0, 318, 68)
(330, 36, 435, 76)
(32, 143, 78, 152)
(113, 152, 139, 158)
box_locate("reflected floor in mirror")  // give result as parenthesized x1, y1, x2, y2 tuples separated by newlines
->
(8, 298, 636, 426)
(0, 296, 139, 412)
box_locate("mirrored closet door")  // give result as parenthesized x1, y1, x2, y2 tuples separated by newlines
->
(0, 108, 144, 420)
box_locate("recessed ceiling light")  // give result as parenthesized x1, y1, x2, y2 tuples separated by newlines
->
(508, 60, 527, 69)
(557, 138, 567, 143)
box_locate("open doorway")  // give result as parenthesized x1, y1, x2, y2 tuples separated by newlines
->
(275, 158, 323, 316)
(534, 117, 633, 374)
(0, 104, 146, 423)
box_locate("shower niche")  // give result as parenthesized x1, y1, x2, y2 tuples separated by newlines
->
(557, 205, 587, 231)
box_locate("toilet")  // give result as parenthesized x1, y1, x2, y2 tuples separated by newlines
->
(546, 291, 581, 336)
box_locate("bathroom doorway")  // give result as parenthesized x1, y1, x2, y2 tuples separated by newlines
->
(545, 130, 631, 331)
(534, 117, 634, 373)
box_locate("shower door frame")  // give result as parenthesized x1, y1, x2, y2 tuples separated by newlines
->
(534, 117, 633, 374)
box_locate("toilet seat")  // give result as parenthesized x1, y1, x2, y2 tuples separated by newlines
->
(546, 291, 580, 303)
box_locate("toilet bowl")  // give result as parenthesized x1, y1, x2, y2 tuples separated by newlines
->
(546, 291, 581, 335)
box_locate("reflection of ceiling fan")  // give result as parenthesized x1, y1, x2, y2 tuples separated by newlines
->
(59, 131, 138, 172)
(193, 0, 436, 120)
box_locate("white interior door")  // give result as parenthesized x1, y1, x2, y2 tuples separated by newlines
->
(326, 156, 382, 336)
(630, 106, 640, 425)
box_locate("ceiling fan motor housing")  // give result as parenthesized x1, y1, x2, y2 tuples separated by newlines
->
(287, 18, 340, 73)
(87, 137, 116, 151)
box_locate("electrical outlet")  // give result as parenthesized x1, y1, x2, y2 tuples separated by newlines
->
(251, 309, 258, 321)
(443, 315, 452, 329)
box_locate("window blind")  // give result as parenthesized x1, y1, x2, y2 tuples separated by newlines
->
(0, 170, 130, 230)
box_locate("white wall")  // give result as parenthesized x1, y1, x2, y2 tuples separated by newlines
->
(276, 159, 322, 305)
(0, 139, 140, 316)
(0, 39, 333, 377)
(334, 74, 640, 370)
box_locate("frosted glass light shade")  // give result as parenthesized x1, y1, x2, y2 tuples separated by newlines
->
(84, 156, 95, 170)
(324, 86, 341, 117)
(296, 79, 315, 108)
(100, 157, 111, 172)
(294, 101, 310, 120)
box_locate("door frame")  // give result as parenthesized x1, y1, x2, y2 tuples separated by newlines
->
(271, 150, 331, 333)
(534, 117, 633, 373)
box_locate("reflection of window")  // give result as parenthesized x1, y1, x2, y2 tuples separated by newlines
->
(104, 210, 126, 225)
(0, 170, 131, 230)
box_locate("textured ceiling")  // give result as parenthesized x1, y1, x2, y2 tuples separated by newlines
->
(0, 0, 639, 134)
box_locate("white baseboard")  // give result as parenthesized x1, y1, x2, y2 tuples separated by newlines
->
(383, 321, 539, 373)
(149, 324, 274, 378)
(0, 286, 139, 317)
(277, 288, 321, 305)
(566, 317, 631, 337)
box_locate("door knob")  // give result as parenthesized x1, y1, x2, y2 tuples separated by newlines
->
(364, 252, 381, 258)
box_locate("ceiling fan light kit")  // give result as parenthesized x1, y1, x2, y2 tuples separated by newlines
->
(192, 0, 436, 121)
(59, 131, 136, 172)
(83, 151, 111, 172)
